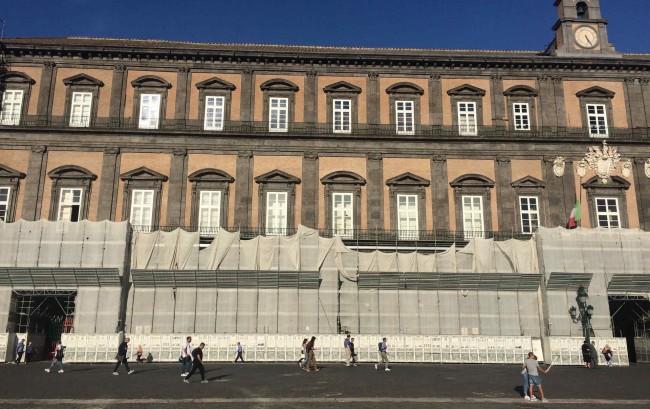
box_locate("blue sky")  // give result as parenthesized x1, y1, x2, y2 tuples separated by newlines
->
(2, 0, 650, 53)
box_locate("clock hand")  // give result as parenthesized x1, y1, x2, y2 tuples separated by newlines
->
(585, 35, 592, 46)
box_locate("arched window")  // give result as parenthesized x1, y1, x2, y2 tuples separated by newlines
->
(120, 167, 168, 231)
(188, 168, 235, 234)
(450, 174, 495, 238)
(448, 84, 486, 136)
(255, 169, 301, 235)
(386, 82, 424, 135)
(260, 79, 299, 132)
(62, 74, 104, 127)
(195, 77, 236, 131)
(386, 172, 430, 239)
(0, 72, 35, 126)
(321, 171, 366, 237)
(576, 2, 589, 19)
(48, 165, 97, 221)
(131, 76, 172, 129)
(323, 81, 362, 134)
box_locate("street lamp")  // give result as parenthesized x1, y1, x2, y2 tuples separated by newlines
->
(569, 285, 594, 342)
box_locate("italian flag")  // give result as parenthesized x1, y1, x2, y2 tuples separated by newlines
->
(567, 200, 581, 229)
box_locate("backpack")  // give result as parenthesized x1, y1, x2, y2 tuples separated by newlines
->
(378, 342, 382, 352)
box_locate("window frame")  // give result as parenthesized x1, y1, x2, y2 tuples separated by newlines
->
(386, 172, 430, 240)
(265, 191, 289, 236)
(0, 164, 26, 223)
(323, 81, 362, 134)
(120, 166, 168, 231)
(0, 187, 11, 222)
(518, 196, 540, 234)
(47, 165, 96, 222)
(511, 176, 546, 234)
(62, 74, 104, 128)
(448, 84, 486, 137)
(68, 91, 93, 127)
(397, 193, 419, 240)
(131, 75, 171, 130)
(594, 197, 620, 228)
(56, 188, 83, 222)
(130, 189, 156, 232)
(321, 171, 366, 237)
(512, 102, 531, 131)
(583, 175, 629, 228)
(457, 101, 478, 136)
(386, 82, 424, 136)
(503, 85, 538, 132)
(203, 95, 226, 131)
(268, 96, 289, 132)
(0, 72, 36, 126)
(462, 195, 485, 239)
(255, 169, 301, 236)
(576, 86, 615, 139)
(450, 174, 495, 238)
(138, 93, 162, 129)
(0, 90, 24, 126)
(332, 99, 352, 134)
(586, 103, 608, 138)
(395, 100, 415, 135)
(188, 168, 234, 236)
(261, 78, 299, 133)
(332, 192, 354, 238)
(196, 77, 236, 132)
(198, 190, 222, 231)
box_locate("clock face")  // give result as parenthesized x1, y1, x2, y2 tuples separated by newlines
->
(574, 26, 599, 49)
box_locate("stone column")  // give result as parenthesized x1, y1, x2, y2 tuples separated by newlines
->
(165, 148, 188, 226)
(626, 78, 648, 129)
(490, 75, 505, 128)
(109, 65, 127, 119)
(304, 71, 318, 124)
(301, 152, 319, 229)
(430, 155, 450, 230)
(366, 153, 384, 230)
(240, 69, 254, 122)
(234, 150, 254, 227)
(21, 145, 48, 220)
(552, 76, 567, 127)
(175, 67, 191, 121)
(633, 158, 650, 230)
(36, 62, 56, 117)
(429, 74, 443, 126)
(495, 156, 515, 231)
(536, 76, 557, 129)
(97, 147, 121, 221)
(367, 73, 380, 126)
(640, 78, 650, 130)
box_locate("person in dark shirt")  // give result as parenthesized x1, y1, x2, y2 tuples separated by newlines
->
(183, 342, 208, 384)
(350, 337, 358, 366)
(112, 337, 134, 375)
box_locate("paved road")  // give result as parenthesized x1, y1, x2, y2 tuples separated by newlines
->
(1, 360, 649, 408)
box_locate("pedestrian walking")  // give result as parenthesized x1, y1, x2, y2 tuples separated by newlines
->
(589, 341, 599, 369)
(44, 341, 65, 373)
(180, 336, 193, 376)
(304, 336, 319, 372)
(136, 344, 144, 364)
(581, 340, 592, 369)
(112, 337, 134, 375)
(183, 343, 208, 384)
(344, 334, 352, 366)
(375, 337, 390, 371)
(602, 344, 613, 367)
(350, 337, 358, 366)
(521, 352, 537, 400)
(297, 338, 308, 368)
(233, 341, 244, 363)
(15, 339, 25, 364)
(25, 342, 33, 365)
(525, 352, 550, 402)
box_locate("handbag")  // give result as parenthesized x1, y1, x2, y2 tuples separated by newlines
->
(115, 354, 125, 361)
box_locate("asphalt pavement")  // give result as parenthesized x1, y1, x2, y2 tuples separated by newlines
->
(1, 359, 649, 409)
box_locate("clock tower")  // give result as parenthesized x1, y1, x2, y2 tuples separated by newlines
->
(548, 0, 621, 58)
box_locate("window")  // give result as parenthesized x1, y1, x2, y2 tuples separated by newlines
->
(0, 187, 10, 221)
(139, 94, 161, 129)
(333, 99, 352, 134)
(130, 190, 155, 232)
(396, 101, 415, 135)
(204, 96, 225, 131)
(586, 103, 608, 137)
(458, 102, 477, 136)
(595, 198, 620, 228)
(0, 90, 23, 125)
(332, 193, 354, 238)
(513, 103, 530, 131)
(519, 196, 540, 234)
(69, 92, 92, 127)
(266, 192, 287, 235)
(269, 97, 288, 132)
(462, 195, 484, 238)
(397, 194, 418, 239)
(57, 188, 83, 222)
(198, 191, 221, 233)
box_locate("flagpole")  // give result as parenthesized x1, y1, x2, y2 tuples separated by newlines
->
(578, 175, 583, 228)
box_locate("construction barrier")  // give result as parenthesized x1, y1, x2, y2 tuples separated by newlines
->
(634, 338, 650, 363)
(548, 337, 628, 366)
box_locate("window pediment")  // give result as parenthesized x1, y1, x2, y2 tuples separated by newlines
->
(188, 168, 235, 183)
(504, 85, 538, 97)
(1, 72, 36, 85)
(260, 78, 299, 92)
(576, 86, 615, 99)
(131, 75, 172, 90)
(450, 174, 495, 188)
(386, 172, 430, 187)
(323, 81, 362, 94)
(255, 169, 301, 185)
(511, 176, 545, 189)
(195, 77, 236, 91)
(321, 171, 366, 185)
(582, 175, 630, 190)
(447, 84, 486, 97)
(62, 73, 104, 87)
(0, 164, 26, 180)
(385, 82, 424, 96)
(48, 165, 96, 181)
(120, 166, 168, 182)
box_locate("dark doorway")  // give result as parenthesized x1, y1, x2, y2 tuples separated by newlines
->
(609, 296, 650, 363)
(9, 290, 76, 360)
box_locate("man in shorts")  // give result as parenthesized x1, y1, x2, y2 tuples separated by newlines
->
(525, 352, 549, 402)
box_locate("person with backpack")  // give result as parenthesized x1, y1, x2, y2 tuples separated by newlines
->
(344, 334, 352, 367)
(15, 339, 25, 364)
(112, 337, 134, 375)
(44, 341, 65, 373)
(375, 337, 390, 371)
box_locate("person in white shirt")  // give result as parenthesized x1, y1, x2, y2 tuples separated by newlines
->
(180, 336, 193, 376)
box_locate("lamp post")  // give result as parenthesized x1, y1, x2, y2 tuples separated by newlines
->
(569, 285, 594, 342)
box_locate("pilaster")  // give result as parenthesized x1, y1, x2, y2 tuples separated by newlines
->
(240, 69, 254, 122)
(234, 150, 254, 227)
(490, 75, 505, 128)
(633, 158, 650, 230)
(21, 145, 48, 221)
(429, 74, 443, 126)
(367, 73, 380, 125)
(552, 76, 567, 127)
(537, 76, 557, 128)
(304, 71, 318, 124)
(166, 148, 188, 226)
(495, 156, 515, 231)
(109, 65, 127, 119)
(431, 155, 450, 230)
(36, 62, 56, 117)
(301, 152, 319, 229)
(97, 147, 121, 221)
(174, 67, 191, 121)
(366, 152, 384, 229)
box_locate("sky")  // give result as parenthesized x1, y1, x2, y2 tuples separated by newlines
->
(2, 0, 650, 53)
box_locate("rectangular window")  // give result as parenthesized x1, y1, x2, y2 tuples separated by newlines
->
(332, 193, 353, 238)
(204, 96, 225, 131)
(462, 195, 484, 238)
(595, 197, 620, 228)
(519, 196, 540, 234)
(269, 97, 288, 132)
(130, 189, 155, 232)
(458, 102, 478, 136)
(69, 92, 92, 127)
(198, 190, 221, 234)
(57, 188, 83, 222)
(0, 187, 10, 221)
(587, 104, 608, 137)
(138, 94, 161, 129)
(0, 90, 24, 125)
(395, 101, 414, 135)
(266, 192, 287, 235)
(513, 103, 530, 131)
(397, 194, 419, 240)
(333, 99, 352, 134)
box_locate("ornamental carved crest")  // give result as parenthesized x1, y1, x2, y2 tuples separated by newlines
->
(581, 141, 620, 183)
(645, 159, 650, 179)
(622, 159, 632, 179)
(553, 156, 566, 177)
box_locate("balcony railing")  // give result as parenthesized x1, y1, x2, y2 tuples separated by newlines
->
(2, 115, 650, 140)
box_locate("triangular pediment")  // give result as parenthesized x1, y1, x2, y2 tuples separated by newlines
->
(447, 84, 486, 97)
(576, 86, 615, 99)
(450, 174, 495, 188)
(255, 169, 301, 184)
(48, 165, 96, 180)
(386, 172, 430, 187)
(321, 171, 366, 185)
(504, 85, 538, 97)
(131, 75, 172, 89)
(582, 175, 630, 190)
(120, 166, 168, 181)
(511, 175, 545, 189)
(1, 71, 35, 85)
(260, 78, 299, 92)
(188, 168, 235, 183)
(62, 73, 104, 87)
(0, 164, 26, 180)
(385, 82, 424, 95)
(195, 77, 236, 91)
(323, 81, 362, 94)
